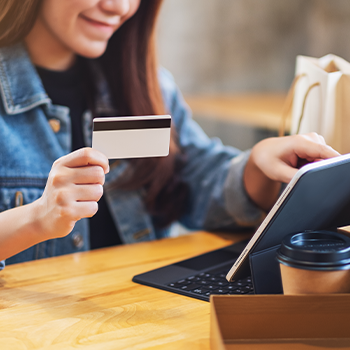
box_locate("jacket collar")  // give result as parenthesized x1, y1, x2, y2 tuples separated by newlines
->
(0, 43, 50, 115)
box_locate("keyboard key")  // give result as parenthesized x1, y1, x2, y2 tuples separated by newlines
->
(186, 276, 196, 281)
(227, 285, 239, 291)
(211, 288, 229, 294)
(199, 280, 209, 285)
(206, 285, 219, 290)
(181, 283, 200, 291)
(217, 281, 229, 286)
(168, 281, 191, 288)
(230, 288, 249, 294)
(205, 277, 219, 282)
(192, 287, 210, 294)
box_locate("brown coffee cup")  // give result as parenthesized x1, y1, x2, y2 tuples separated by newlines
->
(276, 230, 350, 295)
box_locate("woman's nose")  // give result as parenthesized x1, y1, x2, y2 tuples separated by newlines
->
(100, 0, 130, 16)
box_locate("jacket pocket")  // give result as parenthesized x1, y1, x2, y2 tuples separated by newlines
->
(0, 177, 46, 212)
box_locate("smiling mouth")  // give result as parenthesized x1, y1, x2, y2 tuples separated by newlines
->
(80, 14, 117, 28)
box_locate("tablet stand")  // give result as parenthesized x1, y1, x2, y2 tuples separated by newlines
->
(249, 244, 283, 294)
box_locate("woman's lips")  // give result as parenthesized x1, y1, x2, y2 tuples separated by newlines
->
(80, 15, 117, 35)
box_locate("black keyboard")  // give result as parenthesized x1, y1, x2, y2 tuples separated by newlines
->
(132, 240, 254, 302)
(166, 267, 254, 301)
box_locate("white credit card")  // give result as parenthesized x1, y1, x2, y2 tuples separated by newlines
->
(92, 115, 171, 159)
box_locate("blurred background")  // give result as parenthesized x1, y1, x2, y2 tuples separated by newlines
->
(157, 0, 350, 150)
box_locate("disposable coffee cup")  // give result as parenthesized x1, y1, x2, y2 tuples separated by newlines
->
(276, 230, 350, 295)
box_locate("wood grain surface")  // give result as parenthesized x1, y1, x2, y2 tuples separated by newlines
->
(0, 231, 251, 350)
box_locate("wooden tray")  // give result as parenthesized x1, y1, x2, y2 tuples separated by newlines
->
(210, 294, 350, 350)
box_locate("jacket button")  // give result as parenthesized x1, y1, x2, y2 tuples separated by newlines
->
(48, 119, 61, 133)
(72, 232, 84, 249)
(15, 191, 23, 207)
(133, 228, 151, 240)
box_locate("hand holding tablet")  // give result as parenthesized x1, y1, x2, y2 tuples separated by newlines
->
(92, 115, 171, 159)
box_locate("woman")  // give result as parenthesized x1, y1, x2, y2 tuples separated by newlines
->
(0, 0, 338, 265)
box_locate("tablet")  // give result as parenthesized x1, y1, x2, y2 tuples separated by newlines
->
(226, 153, 350, 292)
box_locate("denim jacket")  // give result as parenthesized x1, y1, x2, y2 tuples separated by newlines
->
(0, 43, 264, 266)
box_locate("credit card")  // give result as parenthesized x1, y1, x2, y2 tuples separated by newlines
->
(92, 115, 171, 159)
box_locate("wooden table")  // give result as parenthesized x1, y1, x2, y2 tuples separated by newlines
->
(0, 231, 251, 350)
(184, 93, 288, 132)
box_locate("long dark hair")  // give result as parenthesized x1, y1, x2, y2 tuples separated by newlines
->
(0, 0, 189, 227)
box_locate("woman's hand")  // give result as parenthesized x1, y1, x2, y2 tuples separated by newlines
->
(244, 133, 340, 212)
(0, 148, 109, 261)
(32, 147, 109, 240)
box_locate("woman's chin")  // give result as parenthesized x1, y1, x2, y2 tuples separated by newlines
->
(74, 42, 108, 59)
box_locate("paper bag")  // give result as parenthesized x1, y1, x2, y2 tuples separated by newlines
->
(289, 54, 350, 154)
